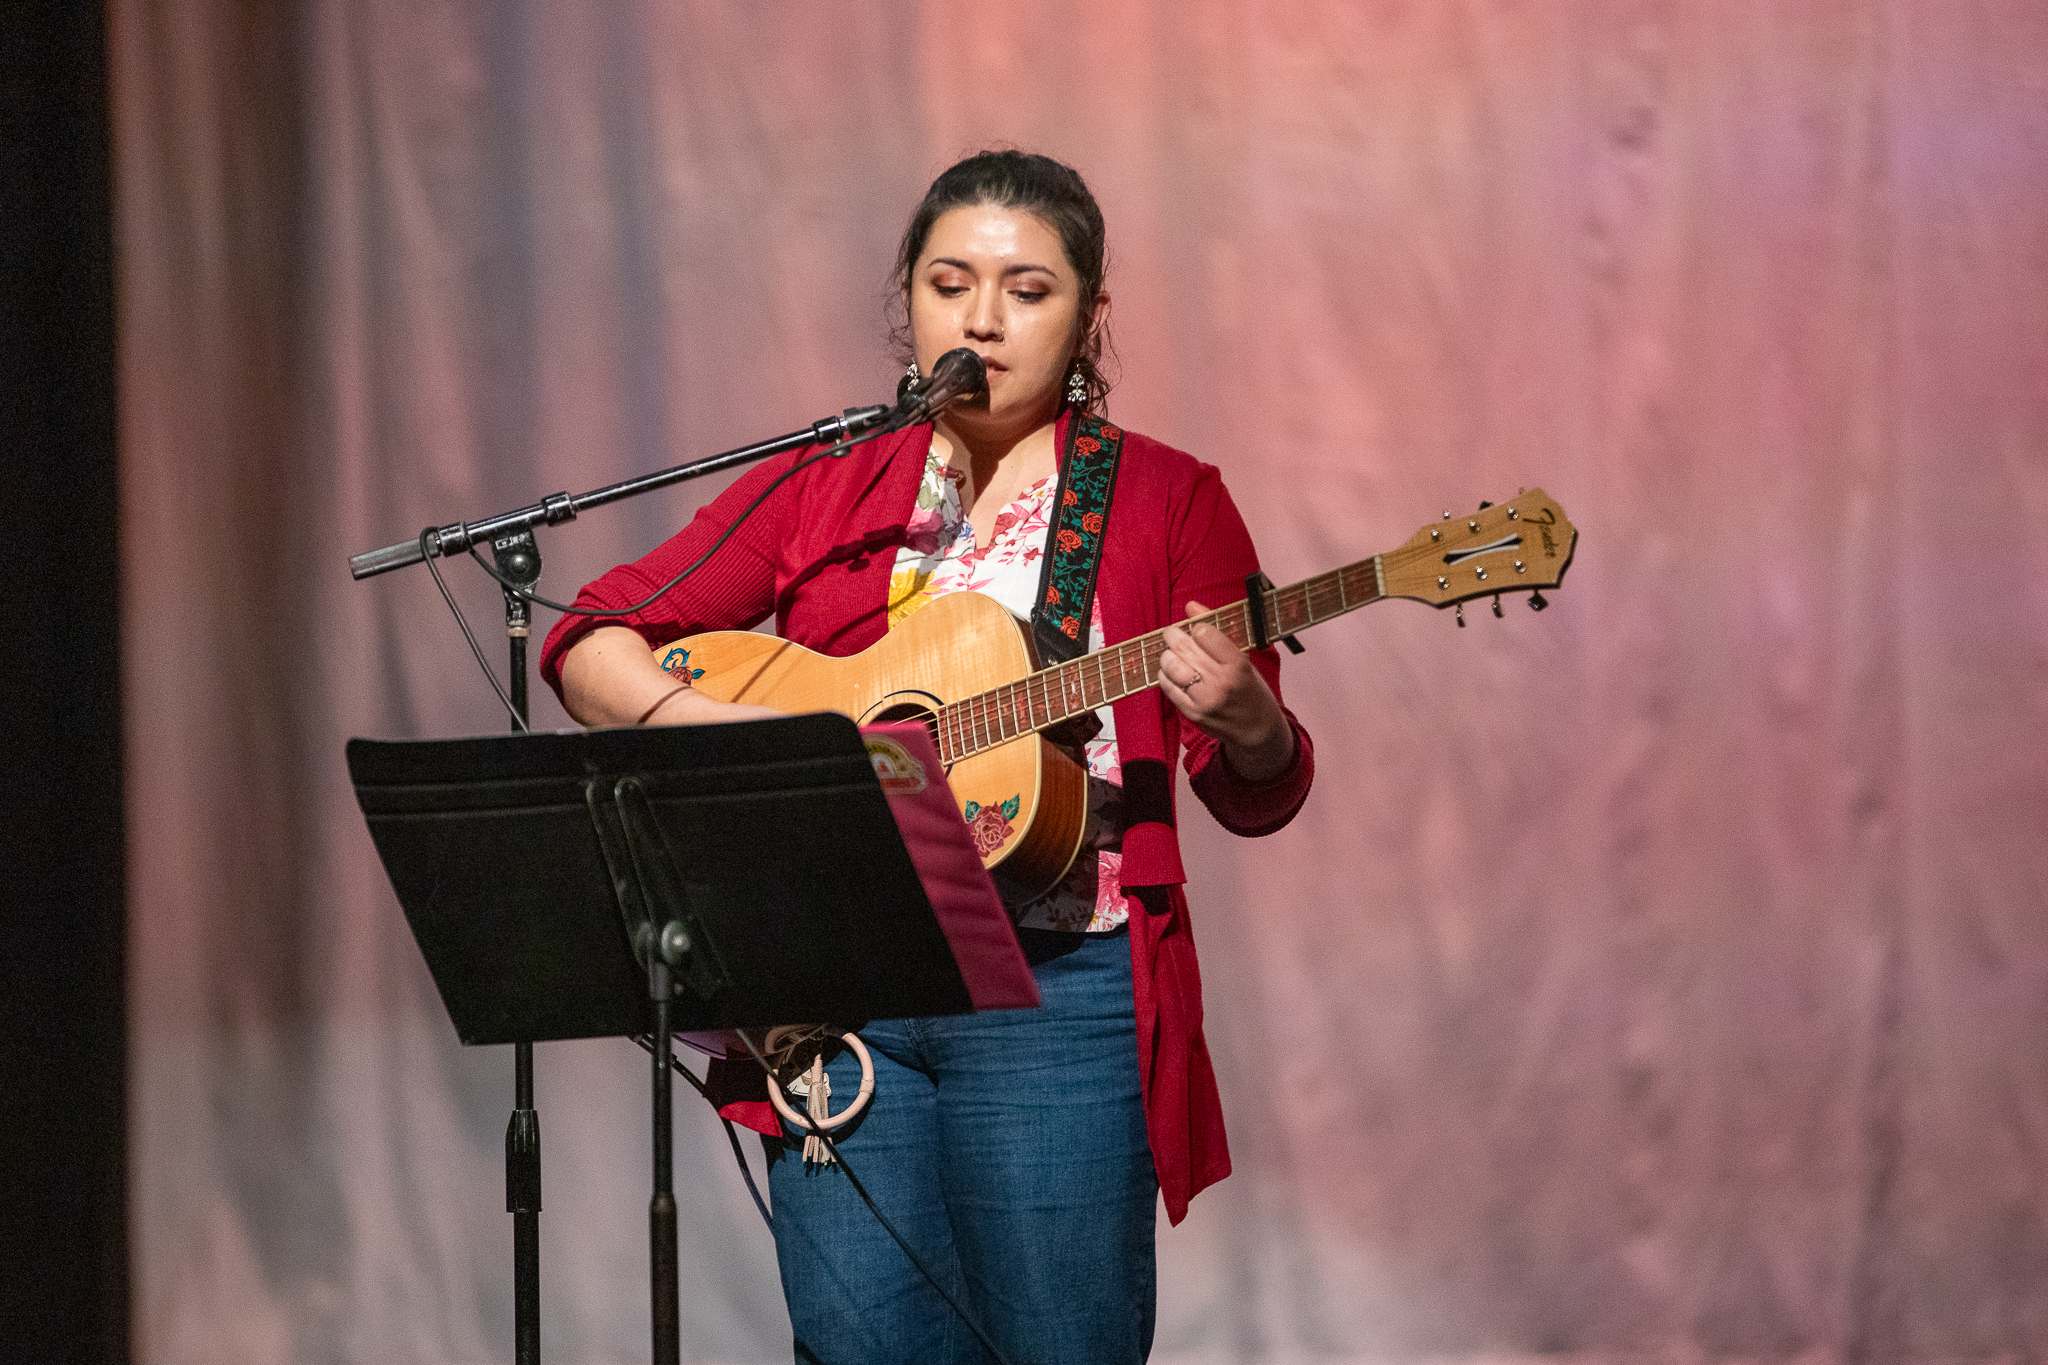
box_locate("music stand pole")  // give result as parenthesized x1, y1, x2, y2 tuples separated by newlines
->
(649, 972, 679, 1364)
(606, 775, 691, 1365)
(493, 530, 544, 1365)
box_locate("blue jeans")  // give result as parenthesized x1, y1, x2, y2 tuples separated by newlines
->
(766, 929, 1158, 1365)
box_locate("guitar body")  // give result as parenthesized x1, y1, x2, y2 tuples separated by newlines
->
(652, 591, 1089, 900)
(640, 487, 1580, 902)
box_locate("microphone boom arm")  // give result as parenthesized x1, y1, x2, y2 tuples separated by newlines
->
(348, 404, 890, 580)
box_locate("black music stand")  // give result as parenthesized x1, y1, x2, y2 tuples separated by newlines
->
(347, 713, 982, 1365)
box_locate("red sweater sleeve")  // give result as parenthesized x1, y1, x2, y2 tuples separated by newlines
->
(1162, 459, 1315, 835)
(536, 449, 808, 699)
(1183, 701, 1315, 835)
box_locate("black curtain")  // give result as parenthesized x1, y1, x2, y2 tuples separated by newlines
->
(0, 1, 127, 1362)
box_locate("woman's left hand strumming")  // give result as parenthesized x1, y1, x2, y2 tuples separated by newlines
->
(1158, 600, 1298, 783)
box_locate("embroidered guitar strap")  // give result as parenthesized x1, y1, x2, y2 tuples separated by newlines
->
(1029, 414, 1125, 666)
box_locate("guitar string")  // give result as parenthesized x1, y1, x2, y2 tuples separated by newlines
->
(938, 524, 1549, 763)
(937, 558, 1389, 764)
(942, 598, 1248, 762)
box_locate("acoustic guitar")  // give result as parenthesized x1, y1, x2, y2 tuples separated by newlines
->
(648, 489, 1576, 898)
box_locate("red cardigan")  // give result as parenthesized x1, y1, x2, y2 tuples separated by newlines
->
(539, 414, 1314, 1222)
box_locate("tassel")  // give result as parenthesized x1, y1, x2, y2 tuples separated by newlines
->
(803, 1054, 833, 1165)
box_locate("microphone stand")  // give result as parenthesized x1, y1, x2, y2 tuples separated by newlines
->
(491, 529, 544, 1365)
(349, 405, 890, 581)
(345, 399, 888, 1365)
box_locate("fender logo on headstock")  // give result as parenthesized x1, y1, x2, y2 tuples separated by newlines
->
(1524, 507, 1560, 557)
(1376, 487, 1576, 608)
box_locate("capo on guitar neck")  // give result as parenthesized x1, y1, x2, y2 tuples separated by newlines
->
(1245, 571, 1305, 654)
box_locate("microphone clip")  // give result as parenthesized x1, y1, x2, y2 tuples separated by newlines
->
(886, 348, 989, 431)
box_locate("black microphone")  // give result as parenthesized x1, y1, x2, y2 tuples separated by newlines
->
(888, 347, 989, 430)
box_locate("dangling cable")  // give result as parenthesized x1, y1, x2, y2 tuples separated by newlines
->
(634, 1035, 773, 1230)
(422, 529, 529, 733)
(718, 1115, 774, 1231)
(733, 1029, 1018, 1365)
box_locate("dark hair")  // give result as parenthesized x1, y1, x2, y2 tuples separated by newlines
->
(889, 149, 1116, 413)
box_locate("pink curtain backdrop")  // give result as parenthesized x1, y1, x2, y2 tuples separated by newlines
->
(114, 2, 2048, 1361)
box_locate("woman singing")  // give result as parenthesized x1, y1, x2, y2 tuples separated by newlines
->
(539, 149, 1314, 1365)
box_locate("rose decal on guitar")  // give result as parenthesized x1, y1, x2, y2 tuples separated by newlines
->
(962, 795, 1022, 857)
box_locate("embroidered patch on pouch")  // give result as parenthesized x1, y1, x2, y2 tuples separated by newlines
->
(865, 737, 928, 795)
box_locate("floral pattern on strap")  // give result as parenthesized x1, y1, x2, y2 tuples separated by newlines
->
(1035, 416, 1123, 656)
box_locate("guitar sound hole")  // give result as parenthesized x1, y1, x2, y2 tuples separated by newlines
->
(870, 701, 943, 763)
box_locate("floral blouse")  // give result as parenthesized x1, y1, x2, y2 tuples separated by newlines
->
(887, 447, 1130, 933)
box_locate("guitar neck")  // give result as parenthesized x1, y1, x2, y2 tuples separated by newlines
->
(934, 555, 1387, 763)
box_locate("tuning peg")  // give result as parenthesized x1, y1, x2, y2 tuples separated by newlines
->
(1528, 591, 1548, 612)
(1455, 601, 1466, 627)
(1491, 594, 1503, 618)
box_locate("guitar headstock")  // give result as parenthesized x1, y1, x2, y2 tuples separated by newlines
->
(1378, 487, 1577, 608)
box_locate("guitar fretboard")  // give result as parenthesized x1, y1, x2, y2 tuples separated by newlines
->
(933, 555, 1386, 763)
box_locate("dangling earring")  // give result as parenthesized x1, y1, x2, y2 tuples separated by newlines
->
(906, 359, 921, 383)
(1066, 361, 1088, 408)
(898, 358, 921, 403)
